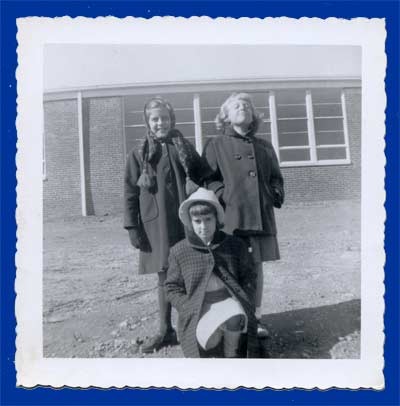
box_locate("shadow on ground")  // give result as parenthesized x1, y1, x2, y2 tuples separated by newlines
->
(257, 299, 360, 359)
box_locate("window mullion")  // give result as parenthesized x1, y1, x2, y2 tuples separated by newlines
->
(43, 125, 47, 181)
(77, 91, 88, 216)
(121, 97, 127, 161)
(305, 90, 317, 162)
(193, 93, 203, 154)
(341, 90, 351, 162)
(268, 91, 280, 162)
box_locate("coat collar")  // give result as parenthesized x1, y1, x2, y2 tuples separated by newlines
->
(224, 124, 257, 141)
(186, 229, 227, 251)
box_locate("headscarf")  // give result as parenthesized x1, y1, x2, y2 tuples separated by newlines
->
(136, 97, 200, 195)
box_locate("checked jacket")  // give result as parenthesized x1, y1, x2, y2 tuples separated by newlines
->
(165, 230, 258, 358)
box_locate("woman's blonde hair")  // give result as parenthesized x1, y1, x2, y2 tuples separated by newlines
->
(215, 92, 261, 134)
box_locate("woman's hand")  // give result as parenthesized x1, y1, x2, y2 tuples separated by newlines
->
(273, 188, 283, 208)
(128, 228, 141, 248)
(128, 228, 149, 250)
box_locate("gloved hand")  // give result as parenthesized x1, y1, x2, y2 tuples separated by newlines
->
(273, 188, 283, 209)
(129, 228, 150, 251)
(128, 228, 141, 249)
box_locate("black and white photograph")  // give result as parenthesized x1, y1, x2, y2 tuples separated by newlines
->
(16, 17, 385, 389)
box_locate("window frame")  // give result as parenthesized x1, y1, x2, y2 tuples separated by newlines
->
(270, 88, 351, 167)
(123, 85, 352, 167)
(50, 79, 355, 167)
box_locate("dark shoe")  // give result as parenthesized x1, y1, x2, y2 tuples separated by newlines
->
(141, 329, 178, 354)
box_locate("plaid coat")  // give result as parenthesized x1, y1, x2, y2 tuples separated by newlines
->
(165, 230, 258, 358)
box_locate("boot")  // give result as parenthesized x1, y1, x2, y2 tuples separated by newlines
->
(223, 330, 242, 358)
(141, 328, 178, 354)
(142, 275, 178, 354)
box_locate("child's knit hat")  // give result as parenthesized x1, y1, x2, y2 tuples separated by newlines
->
(179, 188, 224, 227)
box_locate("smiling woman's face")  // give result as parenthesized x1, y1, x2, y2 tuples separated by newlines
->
(147, 107, 172, 138)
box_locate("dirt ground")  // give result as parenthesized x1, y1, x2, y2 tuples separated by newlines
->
(43, 200, 361, 359)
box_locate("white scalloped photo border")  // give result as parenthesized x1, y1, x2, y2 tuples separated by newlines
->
(15, 16, 385, 389)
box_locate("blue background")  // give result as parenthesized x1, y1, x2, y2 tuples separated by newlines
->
(1, 1, 399, 405)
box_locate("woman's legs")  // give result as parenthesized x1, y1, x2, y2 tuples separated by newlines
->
(254, 262, 269, 338)
(255, 262, 263, 314)
(157, 271, 173, 335)
(142, 271, 177, 353)
(223, 315, 245, 358)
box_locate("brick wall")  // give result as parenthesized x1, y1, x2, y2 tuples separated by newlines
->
(84, 97, 125, 215)
(44, 97, 125, 218)
(43, 88, 361, 219)
(282, 88, 361, 202)
(43, 99, 81, 218)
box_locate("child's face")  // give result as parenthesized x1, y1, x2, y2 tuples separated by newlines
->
(147, 107, 172, 138)
(191, 213, 217, 245)
(227, 97, 253, 127)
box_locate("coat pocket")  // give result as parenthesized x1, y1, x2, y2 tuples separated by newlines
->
(221, 183, 231, 206)
(139, 191, 159, 223)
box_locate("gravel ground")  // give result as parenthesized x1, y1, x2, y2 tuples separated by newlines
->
(43, 200, 361, 359)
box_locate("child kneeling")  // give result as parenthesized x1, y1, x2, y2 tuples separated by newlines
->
(165, 188, 258, 358)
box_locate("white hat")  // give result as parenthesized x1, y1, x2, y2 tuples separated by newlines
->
(179, 188, 224, 227)
(196, 297, 248, 350)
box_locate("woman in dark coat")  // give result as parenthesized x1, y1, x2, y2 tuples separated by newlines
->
(165, 188, 258, 358)
(123, 97, 206, 353)
(202, 92, 285, 337)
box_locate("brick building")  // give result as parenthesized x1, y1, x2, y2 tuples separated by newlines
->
(43, 77, 361, 219)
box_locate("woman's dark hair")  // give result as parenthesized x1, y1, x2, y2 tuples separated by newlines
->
(188, 202, 223, 229)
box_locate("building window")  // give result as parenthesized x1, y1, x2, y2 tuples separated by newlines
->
(312, 88, 349, 163)
(123, 86, 350, 167)
(274, 89, 309, 163)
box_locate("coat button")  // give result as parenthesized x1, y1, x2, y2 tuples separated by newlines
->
(234, 154, 242, 160)
(249, 170, 256, 177)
